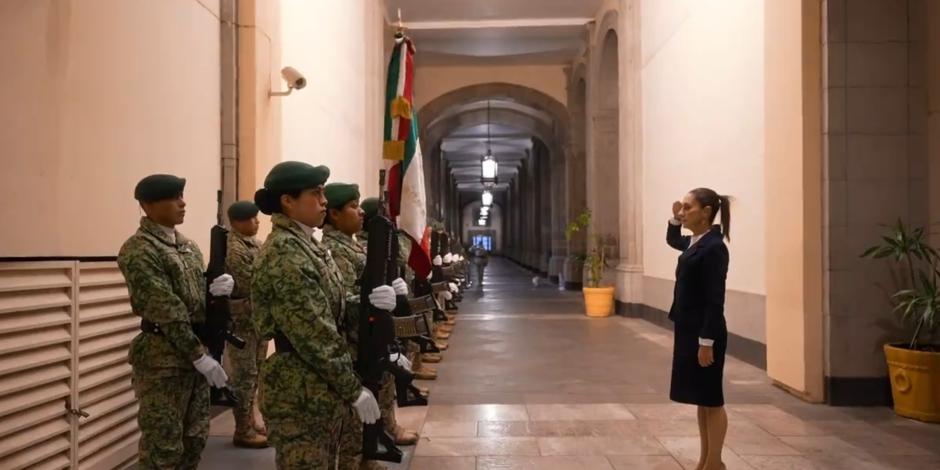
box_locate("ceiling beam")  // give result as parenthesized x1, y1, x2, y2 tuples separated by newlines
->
(405, 18, 592, 30)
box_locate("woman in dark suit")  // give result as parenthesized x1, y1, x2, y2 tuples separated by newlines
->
(667, 188, 731, 470)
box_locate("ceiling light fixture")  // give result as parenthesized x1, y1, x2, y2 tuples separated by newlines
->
(481, 190, 493, 207)
(481, 101, 498, 181)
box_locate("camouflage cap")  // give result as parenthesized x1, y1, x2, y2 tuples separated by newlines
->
(134, 174, 186, 202)
(324, 183, 360, 210)
(227, 200, 259, 221)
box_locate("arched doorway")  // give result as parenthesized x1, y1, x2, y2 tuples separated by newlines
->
(418, 83, 571, 276)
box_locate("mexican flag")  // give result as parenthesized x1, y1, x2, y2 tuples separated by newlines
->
(383, 33, 432, 278)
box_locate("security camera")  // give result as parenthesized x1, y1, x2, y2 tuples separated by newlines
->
(281, 67, 306, 90)
(271, 66, 306, 97)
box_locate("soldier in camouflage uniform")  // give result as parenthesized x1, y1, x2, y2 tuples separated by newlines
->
(251, 162, 392, 469)
(324, 185, 419, 449)
(118, 174, 234, 469)
(223, 200, 269, 448)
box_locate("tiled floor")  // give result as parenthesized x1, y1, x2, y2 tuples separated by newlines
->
(197, 258, 940, 469)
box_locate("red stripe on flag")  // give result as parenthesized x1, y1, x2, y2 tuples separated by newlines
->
(406, 236, 431, 279)
(387, 162, 402, 219)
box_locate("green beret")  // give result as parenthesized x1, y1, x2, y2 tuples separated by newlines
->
(254, 161, 330, 214)
(227, 200, 259, 221)
(264, 161, 329, 193)
(134, 174, 186, 202)
(324, 183, 360, 210)
(361, 197, 380, 222)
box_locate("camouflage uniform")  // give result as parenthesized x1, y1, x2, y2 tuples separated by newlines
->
(118, 217, 209, 470)
(252, 213, 363, 469)
(327, 226, 400, 436)
(224, 230, 267, 433)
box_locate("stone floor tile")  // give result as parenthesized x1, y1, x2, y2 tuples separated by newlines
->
(740, 455, 821, 470)
(627, 404, 700, 421)
(526, 403, 637, 421)
(420, 420, 478, 437)
(538, 436, 669, 456)
(478, 419, 643, 438)
(656, 436, 755, 469)
(413, 436, 540, 457)
(408, 456, 476, 470)
(606, 455, 686, 470)
(424, 404, 529, 422)
(477, 455, 616, 470)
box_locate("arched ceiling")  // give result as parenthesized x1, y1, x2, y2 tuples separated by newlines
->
(442, 122, 531, 191)
(426, 100, 548, 192)
(418, 83, 570, 197)
(386, 0, 603, 65)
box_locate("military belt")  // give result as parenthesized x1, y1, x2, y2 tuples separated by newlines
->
(140, 319, 164, 335)
(273, 332, 296, 353)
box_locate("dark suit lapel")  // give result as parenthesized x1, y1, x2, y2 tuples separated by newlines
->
(678, 226, 721, 262)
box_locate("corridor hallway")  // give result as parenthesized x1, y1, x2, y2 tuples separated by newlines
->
(198, 258, 940, 470)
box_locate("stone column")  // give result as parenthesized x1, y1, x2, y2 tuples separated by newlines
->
(548, 144, 568, 284)
(928, 0, 940, 247)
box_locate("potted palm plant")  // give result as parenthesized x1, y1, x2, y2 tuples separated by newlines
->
(861, 220, 940, 423)
(565, 209, 617, 317)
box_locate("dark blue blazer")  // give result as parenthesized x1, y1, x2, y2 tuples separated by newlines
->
(666, 223, 729, 341)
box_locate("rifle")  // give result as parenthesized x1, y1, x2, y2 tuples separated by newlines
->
(436, 230, 461, 311)
(357, 170, 403, 463)
(202, 191, 246, 406)
(386, 228, 431, 407)
(400, 295, 441, 354)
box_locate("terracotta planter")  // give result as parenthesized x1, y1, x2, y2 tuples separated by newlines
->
(582, 286, 615, 317)
(884, 343, 940, 423)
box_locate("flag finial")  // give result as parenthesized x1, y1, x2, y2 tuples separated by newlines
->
(396, 8, 404, 33)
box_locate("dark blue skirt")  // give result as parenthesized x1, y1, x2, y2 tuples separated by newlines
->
(669, 321, 727, 407)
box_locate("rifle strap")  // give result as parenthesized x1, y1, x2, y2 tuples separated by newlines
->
(273, 331, 296, 353)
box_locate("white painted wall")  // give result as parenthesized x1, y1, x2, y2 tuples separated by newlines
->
(639, 0, 766, 295)
(280, 0, 387, 197)
(0, 0, 221, 256)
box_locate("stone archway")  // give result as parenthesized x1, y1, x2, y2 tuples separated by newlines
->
(418, 82, 572, 277)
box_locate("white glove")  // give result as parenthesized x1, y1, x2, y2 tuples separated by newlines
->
(368, 285, 396, 311)
(390, 353, 412, 371)
(427, 271, 434, 280)
(433, 255, 443, 266)
(448, 282, 458, 293)
(443, 253, 454, 264)
(457, 255, 464, 262)
(443, 291, 453, 300)
(352, 388, 381, 424)
(392, 277, 409, 296)
(208, 274, 235, 297)
(193, 354, 229, 388)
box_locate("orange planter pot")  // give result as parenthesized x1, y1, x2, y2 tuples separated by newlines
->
(884, 343, 940, 423)
(582, 286, 615, 317)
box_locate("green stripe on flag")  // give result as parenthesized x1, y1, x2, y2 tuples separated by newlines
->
(383, 44, 402, 141)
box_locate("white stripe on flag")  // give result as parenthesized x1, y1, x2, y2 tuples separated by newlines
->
(398, 138, 428, 244)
